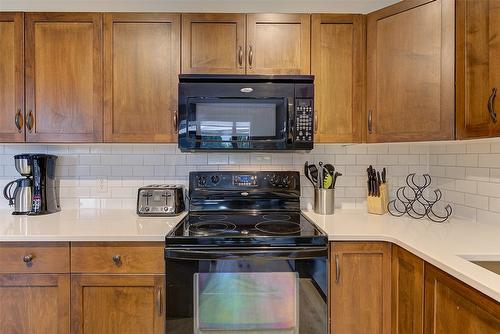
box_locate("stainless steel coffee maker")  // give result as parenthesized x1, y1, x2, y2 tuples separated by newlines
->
(3, 154, 60, 215)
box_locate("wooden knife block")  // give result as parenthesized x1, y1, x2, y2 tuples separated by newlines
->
(367, 183, 389, 215)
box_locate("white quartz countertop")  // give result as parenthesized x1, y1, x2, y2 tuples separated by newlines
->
(0, 208, 498, 302)
(302, 210, 500, 303)
(0, 209, 186, 242)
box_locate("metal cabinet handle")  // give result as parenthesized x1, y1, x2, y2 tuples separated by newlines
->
(15, 109, 23, 132)
(238, 46, 243, 67)
(314, 113, 318, 134)
(335, 254, 340, 283)
(248, 45, 253, 68)
(488, 88, 497, 123)
(23, 254, 34, 264)
(26, 110, 34, 133)
(156, 287, 162, 316)
(173, 111, 178, 132)
(112, 255, 121, 265)
(368, 109, 373, 133)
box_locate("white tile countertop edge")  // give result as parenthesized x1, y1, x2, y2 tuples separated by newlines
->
(0, 208, 498, 302)
(302, 210, 500, 303)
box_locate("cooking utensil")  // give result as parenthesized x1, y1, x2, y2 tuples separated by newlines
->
(304, 161, 316, 187)
(308, 164, 318, 186)
(382, 168, 387, 183)
(332, 172, 342, 189)
(318, 162, 324, 189)
(323, 172, 333, 189)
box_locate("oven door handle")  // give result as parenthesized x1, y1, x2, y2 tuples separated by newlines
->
(165, 247, 327, 260)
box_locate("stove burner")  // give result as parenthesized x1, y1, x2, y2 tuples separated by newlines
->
(189, 221, 236, 236)
(262, 214, 291, 221)
(197, 215, 228, 221)
(255, 221, 302, 235)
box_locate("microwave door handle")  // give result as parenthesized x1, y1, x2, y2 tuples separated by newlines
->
(288, 97, 295, 141)
(165, 247, 327, 260)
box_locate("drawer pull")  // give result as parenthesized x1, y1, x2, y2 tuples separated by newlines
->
(23, 254, 34, 265)
(112, 255, 122, 266)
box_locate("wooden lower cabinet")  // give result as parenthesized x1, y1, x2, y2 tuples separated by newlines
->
(71, 274, 165, 334)
(392, 245, 424, 334)
(424, 263, 500, 334)
(330, 241, 392, 334)
(0, 274, 70, 333)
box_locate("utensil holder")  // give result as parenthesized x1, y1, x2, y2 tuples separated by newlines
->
(314, 188, 335, 215)
(367, 183, 389, 215)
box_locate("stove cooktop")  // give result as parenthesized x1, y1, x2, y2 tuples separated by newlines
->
(166, 211, 327, 248)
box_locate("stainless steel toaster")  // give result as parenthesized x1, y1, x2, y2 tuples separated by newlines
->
(137, 185, 185, 216)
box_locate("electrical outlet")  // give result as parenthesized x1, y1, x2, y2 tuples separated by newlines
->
(97, 178, 108, 193)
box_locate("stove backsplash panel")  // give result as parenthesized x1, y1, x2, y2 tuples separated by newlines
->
(0, 139, 499, 225)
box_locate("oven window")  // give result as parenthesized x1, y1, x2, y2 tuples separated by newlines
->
(194, 272, 298, 333)
(185, 98, 288, 148)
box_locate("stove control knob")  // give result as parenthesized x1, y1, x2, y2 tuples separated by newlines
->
(211, 175, 220, 184)
(198, 176, 207, 186)
(282, 176, 290, 186)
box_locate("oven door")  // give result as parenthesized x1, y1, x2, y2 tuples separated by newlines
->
(178, 97, 292, 150)
(165, 247, 328, 334)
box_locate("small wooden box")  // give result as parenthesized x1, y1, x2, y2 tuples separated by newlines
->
(367, 183, 389, 215)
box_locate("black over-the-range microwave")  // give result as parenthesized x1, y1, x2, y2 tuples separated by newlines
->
(177, 74, 314, 151)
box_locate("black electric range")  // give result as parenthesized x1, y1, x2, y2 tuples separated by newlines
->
(165, 171, 328, 334)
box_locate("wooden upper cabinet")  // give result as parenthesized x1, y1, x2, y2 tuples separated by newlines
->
(182, 13, 245, 74)
(366, 0, 455, 142)
(104, 13, 180, 143)
(25, 13, 103, 143)
(330, 242, 392, 334)
(311, 14, 364, 143)
(71, 275, 165, 334)
(456, 0, 500, 139)
(392, 245, 424, 334)
(246, 14, 310, 74)
(0, 13, 24, 142)
(424, 263, 500, 334)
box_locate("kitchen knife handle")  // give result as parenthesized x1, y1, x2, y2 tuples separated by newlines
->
(368, 109, 373, 133)
(238, 45, 244, 67)
(248, 45, 253, 68)
(335, 254, 340, 283)
(488, 88, 497, 123)
(26, 110, 34, 133)
(172, 110, 178, 132)
(156, 287, 162, 316)
(15, 109, 23, 132)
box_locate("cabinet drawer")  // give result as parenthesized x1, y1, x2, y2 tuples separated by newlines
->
(0, 242, 70, 273)
(71, 242, 164, 274)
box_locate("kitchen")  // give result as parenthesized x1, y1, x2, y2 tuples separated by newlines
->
(0, 0, 499, 333)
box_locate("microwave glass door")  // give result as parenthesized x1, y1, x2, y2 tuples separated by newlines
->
(185, 98, 288, 149)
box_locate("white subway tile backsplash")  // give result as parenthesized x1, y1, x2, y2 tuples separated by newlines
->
(1, 139, 500, 225)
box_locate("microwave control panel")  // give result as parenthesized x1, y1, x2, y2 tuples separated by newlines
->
(295, 99, 313, 142)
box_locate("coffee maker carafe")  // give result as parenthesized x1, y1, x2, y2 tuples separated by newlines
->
(3, 154, 60, 215)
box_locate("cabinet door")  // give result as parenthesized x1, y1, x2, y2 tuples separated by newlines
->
(104, 13, 180, 143)
(71, 275, 165, 334)
(331, 242, 391, 334)
(25, 13, 103, 142)
(0, 13, 24, 142)
(246, 14, 310, 75)
(424, 264, 500, 334)
(0, 274, 70, 333)
(456, 0, 500, 139)
(311, 14, 364, 143)
(392, 245, 424, 334)
(182, 13, 245, 74)
(366, 0, 455, 142)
